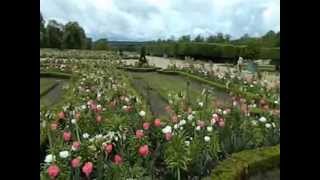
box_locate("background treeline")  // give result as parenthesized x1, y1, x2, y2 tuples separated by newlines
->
(40, 12, 109, 50)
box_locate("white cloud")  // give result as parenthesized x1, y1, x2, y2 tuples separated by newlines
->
(40, 0, 280, 41)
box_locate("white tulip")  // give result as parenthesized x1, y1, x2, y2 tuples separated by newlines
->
(223, 110, 228, 115)
(179, 120, 186, 126)
(174, 124, 179, 129)
(251, 120, 258, 126)
(180, 126, 184, 130)
(265, 123, 272, 128)
(162, 125, 172, 134)
(83, 133, 90, 139)
(59, 151, 70, 158)
(204, 136, 211, 142)
(139, 111, 146, 117)
(185, 141, 190, 146)
(198, 102, 204, 107)
(187, 114, 194, 121)
(212, 113, 218, 118)
(207, 126, 213, 132)
(196, 126, 201, 131)
(44, 154, 55, 163)
(71, 119, 77, 124)
(259, 117, 267, 123)
(272, 122, 276, 128)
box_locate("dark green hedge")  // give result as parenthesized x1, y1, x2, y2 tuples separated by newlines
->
(205, 145, 280, 180)
(40, 72, 72, 79)
(117, 66, 161, 72)
(146, 42, 279, 62)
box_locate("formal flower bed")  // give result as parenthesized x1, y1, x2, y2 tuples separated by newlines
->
(40, 49, 280, 180)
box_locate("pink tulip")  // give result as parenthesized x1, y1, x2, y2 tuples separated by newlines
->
(71, 158, 81, 168)
(58, 112, 65, 119)
(63, 131, 72, 142)
(82, 162, 93, 177)
(154, 119, 161, 127)
(72, 141, 80, 150)
(135, 130, 144, 139)
(138, 145, 149, 157)
(114, 154, 123, 165)
(47, 164, 60, 178)
(50, 123, 58, 130)
(165, 132, 172, 141)
(105, 144, 113, 154)
(96, 115, 102, 123)
(143, 122, 150, 130)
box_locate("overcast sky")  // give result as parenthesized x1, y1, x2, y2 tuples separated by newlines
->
(40, 0, 280, 41)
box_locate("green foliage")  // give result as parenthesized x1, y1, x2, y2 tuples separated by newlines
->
(62, 22, 87, 49)
(46, 20, 64, 49)
(93, 38, 109, 50)
(208, 145, 280, 180)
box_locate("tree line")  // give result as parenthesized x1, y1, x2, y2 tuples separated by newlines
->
(154, 31, 280, 48)
(40, 12, 109, 50)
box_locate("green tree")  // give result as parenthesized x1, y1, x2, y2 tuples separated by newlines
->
(206, 35, 217, 43)
(40, 12, 46, 47)
(46, 20, 64, 49)
(178, 35, 191, 42)
(86, 38, 92, 50)
(93, 38, 109, 50)
(194, 35, 204, 42)
(62, 22, 87, 49)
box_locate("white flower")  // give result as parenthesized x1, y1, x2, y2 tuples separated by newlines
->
(59, 151, 70, 158)
(81, 105, 86, 110)
(95, 134, 103, 139)
(97, 104, 102, 109)
(223, 110, 228, 115)
(89, 138, 94, 142)
(179, 120, 186, 126)
(162, 125, 172, 134)
(83, 133, 90, 139)
(274, 100, 279, 104)
(198, 102, 204, 107)
(122, 105, 128, 110)
(212, 114, 218, 118)
(204, 136, 211, 142)
(250, 85, 254, 88)
(71, 119, 77, 124)
(174, 124, 179, 129)
(44, 154, 55, 163)
(218, 109, 222, 113)
(233, 101, 237, 106)
(265, 123, 272, 128)
(139, 111, 146, 117)
(251, 120, 258, 126)
(187, 114, 194, 121)
(259, 117, 267, 123)
(86, 89, 90, 93)
(196, 126, 201, 131)
(114, 136, 119, 141)
(272, 122, 276, 128)
(192, 111, 196, 115)
(124, 97, 130, 102)
(180, 126, 184, 130)
(207, 126, 213, 132)
(185, 141, 190, 146)
(169, 100, 173, 104)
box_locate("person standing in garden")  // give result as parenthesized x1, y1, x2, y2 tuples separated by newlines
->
(139, 46, 148, 66)
(237, 56, 244, 72)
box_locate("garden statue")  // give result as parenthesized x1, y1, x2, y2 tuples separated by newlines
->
(139, 46, 148, 66)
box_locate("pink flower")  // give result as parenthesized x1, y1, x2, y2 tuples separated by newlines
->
(72, 141, 80, 150)
(96, 115, 102, 123)
(58, 112, 65, 119)
(47, 164, 60, 178)
(71, 157, 81, 168)
(154, 119, 161, 127)
(82, 162, 93, 177)
(50, 123, 58, 130)
(114, 154, 123, 165)
(105, 144, 113, 154)
(143, 122, 150, 130)
(138, 145, 149, 157)
(165, 132, 172, 141)
(135, 130, 144, 139)
(63, 131, 72, 142)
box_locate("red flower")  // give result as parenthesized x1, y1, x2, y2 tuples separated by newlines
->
(47, 164, 60, 178)
(58, 112, 65, 119)
(114, 154, 123, 165)
(138, 145, 149, 157)
(105, 144, 113, 154)
(143, 122, 150, 130)
(71, 158, 81, 168)
(82, 162, 93, 177)
(165, 132, 172, 141)
(218, 120, 225, 128)
(63, 131, 72, 142)
(154, 119, 161, 127)
(135, 130, 144, 139)
(72, 141, 80, 150)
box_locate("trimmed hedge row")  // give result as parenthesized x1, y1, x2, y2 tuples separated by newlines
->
(158, 70, 274, 105)
(204, 145, 280, 180)
(117, 66, 161, 72)
(40, 72, 72, 79)
(146, 42, 280, 62)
